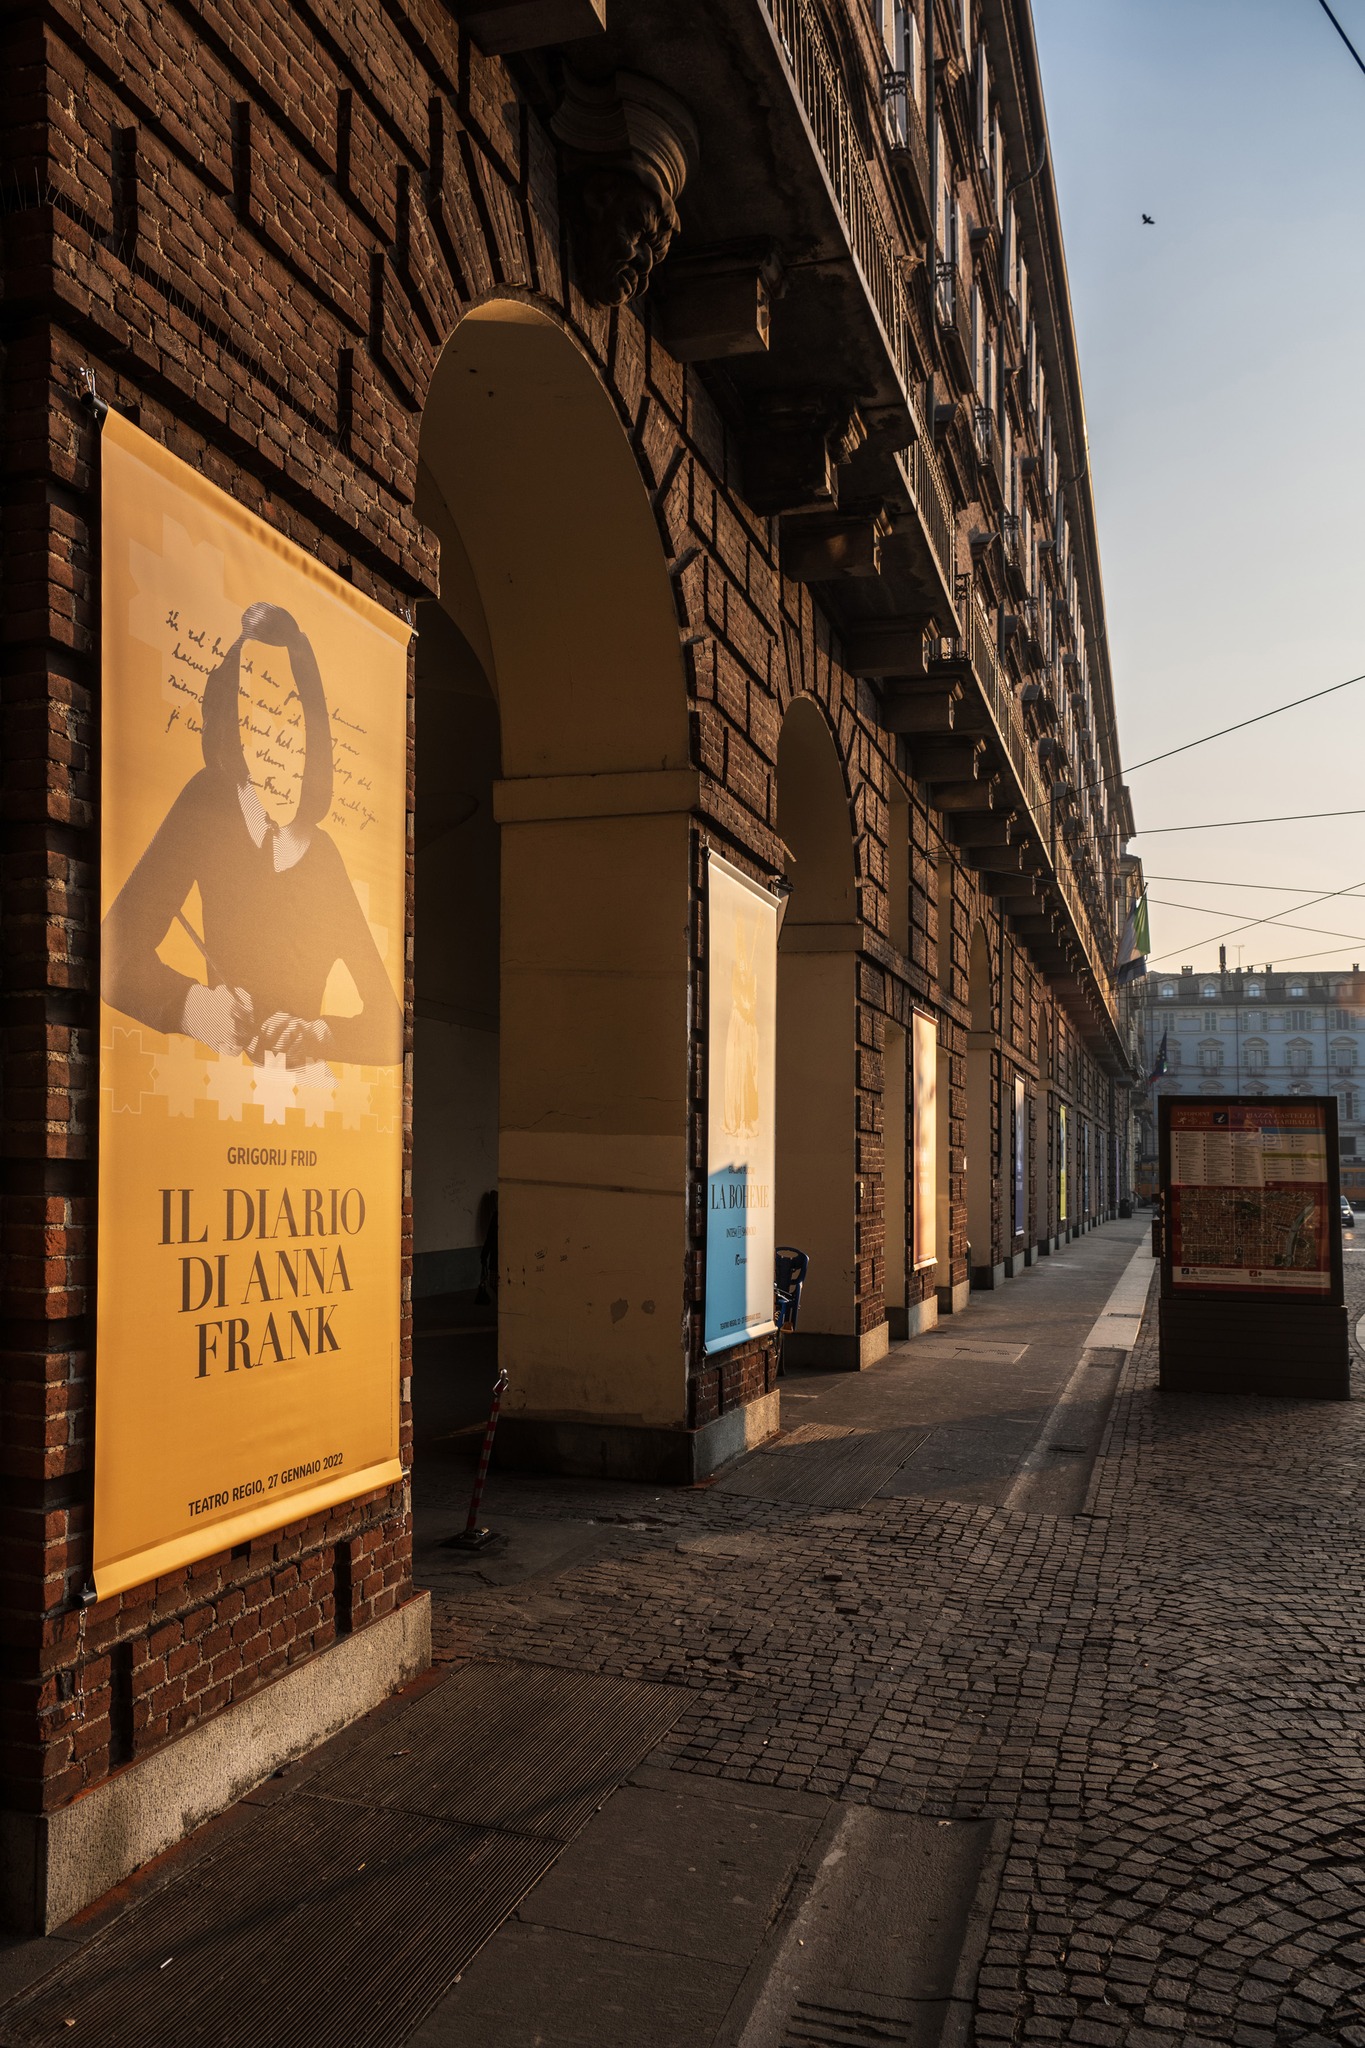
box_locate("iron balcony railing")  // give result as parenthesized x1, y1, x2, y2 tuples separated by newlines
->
(764, 0, 955, 602)
(972, 404, 993, 465)
(933, 259, 973, 378)
(945, 581, 1117, 1024)
(767, 0, 907, 375)
(760, 0, 1119, 1033)
(894, 437, 956, 597)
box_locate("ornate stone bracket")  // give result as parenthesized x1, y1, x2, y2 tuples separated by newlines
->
(552, 71, 698, 306)
(741, 393, 868, 515)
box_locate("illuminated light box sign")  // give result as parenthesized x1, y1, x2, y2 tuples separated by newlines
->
(1158, 1095, 1347, 1399)
(94, 412, 409, 1597)
(703, 853, 777, 1355)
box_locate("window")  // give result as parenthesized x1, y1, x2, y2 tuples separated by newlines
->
(1246, 982, 1262, 998)
(882, 3, 923, 138)
(1244, 1041, 1268, 1073)
(973, 42, 989, 166)
(1287, 1040, 1312, 1078)
(1166, 1041, 1182, 1070)
(1341, 1089, 1358, 1121)
(1198, 1041, 1224, 1074)
(1333, 1040, 1357, 1075)
(1329, 1008, 1353, 1031)
(1159, 983, 1176, 999)
(1342, 1137, 1358, 1158)
(906, 4, 923, 105)
(1201, 983, 1218, 999)
(1203, 1011, 1219, 1033)
(1289, 982, 1306, 997)
(1287, 1010, 1312, 1032)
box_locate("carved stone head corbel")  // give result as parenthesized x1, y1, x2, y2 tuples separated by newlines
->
(552, 71, 699, 307)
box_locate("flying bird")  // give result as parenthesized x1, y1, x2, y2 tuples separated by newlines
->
(1142, 213, 1155, 225)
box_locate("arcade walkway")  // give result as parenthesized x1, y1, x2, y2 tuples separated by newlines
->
(10, 1218, 1365, 2045)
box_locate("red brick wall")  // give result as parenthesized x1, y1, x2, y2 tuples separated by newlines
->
(0, 0, 1118, 1824)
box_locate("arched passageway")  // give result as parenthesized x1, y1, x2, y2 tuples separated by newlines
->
(775, 698, 881, 1366)
(413, 300, 694, 1468)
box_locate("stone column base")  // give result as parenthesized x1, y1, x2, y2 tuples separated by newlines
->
(888, 1296, 939, 1342)
(0, 1593, 432, 1936)
(780, 1322, 890, 1373)
(496, 1388, 780, 1484)
(937, 1278, 971, 1315)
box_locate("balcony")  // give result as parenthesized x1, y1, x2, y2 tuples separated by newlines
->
(597, 0, 959, 623)
(884, 71, 931, 235)
(935, 261, 974, 388)
(971, 404, 1005, 503)
(915, 582, 1124, 1067)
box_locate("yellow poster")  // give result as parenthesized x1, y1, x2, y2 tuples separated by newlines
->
(912, 1011, 937, 1270)
(95, 413, 408, 1598)
(704, 853, 778, 1353)
(1059, 1105, 1069, 1226)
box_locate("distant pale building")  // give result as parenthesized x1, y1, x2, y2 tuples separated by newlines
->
(1136, 966, 1365, 1202)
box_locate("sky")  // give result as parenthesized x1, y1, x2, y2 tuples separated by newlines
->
(1032, 0, 1365, 975)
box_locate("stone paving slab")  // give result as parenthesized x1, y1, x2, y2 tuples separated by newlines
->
(10, 1221, 1365, 2045)
(430, 1226, 1365, 2043)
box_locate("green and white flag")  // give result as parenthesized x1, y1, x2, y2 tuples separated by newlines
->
(1116, 891, 1150, 985)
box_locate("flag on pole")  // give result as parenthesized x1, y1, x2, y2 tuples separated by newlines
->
(1116, 890, 1150, 986)
(1147, 1029, 1169, 1086)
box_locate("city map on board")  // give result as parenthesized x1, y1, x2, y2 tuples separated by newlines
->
(1166, 1102, 1333, 1296)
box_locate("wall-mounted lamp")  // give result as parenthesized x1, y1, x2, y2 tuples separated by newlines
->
(772, 874, 794, 935)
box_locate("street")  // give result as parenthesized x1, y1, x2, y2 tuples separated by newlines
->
(8, 1217, 1365, 2044)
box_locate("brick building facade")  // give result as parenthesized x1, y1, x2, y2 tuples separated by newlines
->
(1136, 964, 1365, 1205)
(0, 0, 1137, 1928)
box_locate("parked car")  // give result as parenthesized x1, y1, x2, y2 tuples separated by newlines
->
(1341, 1196, 1355, 1231)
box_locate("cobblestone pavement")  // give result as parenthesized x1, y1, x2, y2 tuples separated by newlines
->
(422, 1231, 1365, 2045)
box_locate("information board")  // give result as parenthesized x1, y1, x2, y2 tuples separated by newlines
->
(1160, 1097, 1341, 1302)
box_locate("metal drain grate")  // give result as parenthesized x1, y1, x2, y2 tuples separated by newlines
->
(779, 1997, 917, 2046)
(304, 1657, 684, 1839)
(717, 1425, 928, 1508)
(0, 1662, 683, 2048)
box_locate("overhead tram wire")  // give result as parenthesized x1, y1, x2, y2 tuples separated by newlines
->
(1145, 874, 1365, 895)
(1315, 0, 1365, 81)
(1148, 900, 1365, 944)
(1118, 666, 1365, 779)
(1049, 660, 1365, 809)
(1135, 805, 1365, 835)
(1144, 872, 1365, 966)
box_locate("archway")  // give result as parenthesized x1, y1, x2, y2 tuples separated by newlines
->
(966, 922, 999, 1288)
(775, 698, 875, 1364)
(414, 300, 694, 1469)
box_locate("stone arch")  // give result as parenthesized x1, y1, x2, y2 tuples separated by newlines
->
(413, 296, 697, 1462)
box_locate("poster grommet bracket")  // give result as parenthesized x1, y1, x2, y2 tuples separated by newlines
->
(78, 366, 109, 423)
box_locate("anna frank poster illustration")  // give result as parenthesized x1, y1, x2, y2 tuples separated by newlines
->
(704, 854, 777, 1354)
(94, 413, 407, 1598)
